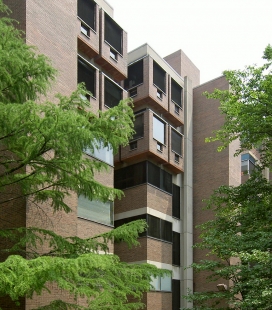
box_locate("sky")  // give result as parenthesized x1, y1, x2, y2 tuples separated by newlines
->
(109, 0, 272, 84)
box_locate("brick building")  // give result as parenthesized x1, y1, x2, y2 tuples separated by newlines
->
(1, 0, 246, 310)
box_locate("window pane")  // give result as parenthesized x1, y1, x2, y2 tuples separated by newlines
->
(160, 274, 172, 292)
(78, 0, 95, 30)
(171, 129, 182, 156)
(78, 195, 113, 226)
(172, 280, 181, 310)
(161, 219, 172, 242)
(153, 61, 166, 93)
(161, 170, 172, 194)
(147, 215, 161, 239)
(105, 13, 122, 54)
(132, 114, 144, 140)
(125, 59, 144, 90)
(104, 78, 122, 108)
(150, 276, 160, 291)
(147, 161, 160, 188)
(153, 116, 165, 144)
(172, 184, 180, 219)
(114, 214, 147, 237)
(85, 140, 113, 165)
(78, 59, 96, 96)
(173, 232, 180, 266)
(171, 79, 182, 107)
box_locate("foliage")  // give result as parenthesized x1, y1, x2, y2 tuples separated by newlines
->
(183, 45, 272, 310)
(0, 1, 166, 309)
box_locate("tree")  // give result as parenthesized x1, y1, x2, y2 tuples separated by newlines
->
(183, 45, 272, 310)
(0, 2, 167, 309)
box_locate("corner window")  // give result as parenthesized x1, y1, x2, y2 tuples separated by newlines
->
(153, 116, 165, 144)
(78, 58, 96, 97)
(78, 0, 96, 31)
(151, 274, 172, 292)
(78, 195, 113, 226)
(153, 61, 166, 93)
(171, 129, 182, 157)
(124, 59, 144, 90)
(105, 13, 122, 55)
(104, 78, 122, 108)
(85, 140, 113, 166)
(241, 153, 256, 175)
(171, 78, 183, 108)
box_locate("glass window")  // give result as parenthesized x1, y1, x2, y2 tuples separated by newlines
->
(172, 232, 180, 266)
(161, 274, 172, 292)
(104, 78, 122, 108)
(171, 79, 182, 107)
(85, 140, 113, 166)
(147, 161, 160, 189)
(78, 58, 96, 97)
(161, 170, 172, 194)
(153, 61, 166, 93)
(241, 153, 256, 175)
(171, 129, 182, 156)
(161, 219, 172, 242)
(78, 195, 113, 226)
(153, 116, 165, 144)
(150, 276, 160, 291)
(172, 184, 180, 219)
(147, 215, 161, 239)
(78, 0, 96, 30)
(124, 59, 144, 90)
(104, 13, 122, 54)
(172, 280, 181, 310)
(132, 114, 144, 140)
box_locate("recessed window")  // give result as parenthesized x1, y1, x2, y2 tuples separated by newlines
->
(129, 88, 137, 97)
(171, 129, 182, 157)
(153, 116, 165, 144)
(172, 184, 180, 219)
(241, 153, 256, 175)
(157, 142, 163, 152)
(157, 89, 163, 100)
(171, 78, 183, 108)
(172, 232, 180, 266)
(110, 49, 118, 61)
(105, 13, 122, 55)
(80, 23, 90, 36)
(78, 195, 113, 226)
(78, 0, 96, 31)
(78, 58, 96, 97)
(174, 105, 180, 114)
(85, 140, 113, 166)
(124, 59, 143, 90)
(129, 141, 137, 150)
(153, 61, 166, 93)
(132, 114, 144, 140)
(104, 78, 122, 108)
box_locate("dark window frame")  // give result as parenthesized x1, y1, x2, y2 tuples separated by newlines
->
(104, 12, 123, 55)
(171, 128, 183, 157)
(125, 59, 144, 90)
(172, 184, 180, 219)
(78, 57, 96, 97)
(104, 77, 123, 108)
(78, 0, 96, 31)
(171, 78, 183, 108)
(153, 61, 166, 93)
(172, 232, 180, 266)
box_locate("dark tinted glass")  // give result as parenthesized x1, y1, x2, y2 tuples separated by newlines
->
(125, 60, 144, 90)
(105, 13, 122, 54)
(147, 215, 161, 239)
(147, 161, 160, 188)
(153, 61, 166, 93)
(172, 184, 180, 219)
(171, 78, 182, 107)
(78, 59, 96, 96)
(171, 129, 182, 156)
(172, 232, 180, 265)
(172, 280, 181, 310)
(104, 78, 122, 108)
(78, 0, 95, 30)
(161, 220, 172, 242)
(132, 114, 144, 140)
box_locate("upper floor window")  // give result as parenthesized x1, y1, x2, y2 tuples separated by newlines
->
(114, 161, 172, 194)
(172, 232, 180, 266)
(85, 140, 113, 166)
(172, 280, 181, 310)
(104, 78, 122, 108)
(153, 116, 165, 145)
(78, 0, 96, 31)
(171, 78, 183, 108)
(153, 61, 166, 93)
(131, 113, 144, 140)
(124, 59, 144, 90)
(104, 13, 122, 55)
(78, 58, 96, 97)
(78, 195, 113, 226)
(171, 128, 183, 157)
(151, 274, 172, 292)
(241, 153, 256, 175)
(172, 184, 180, 219)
